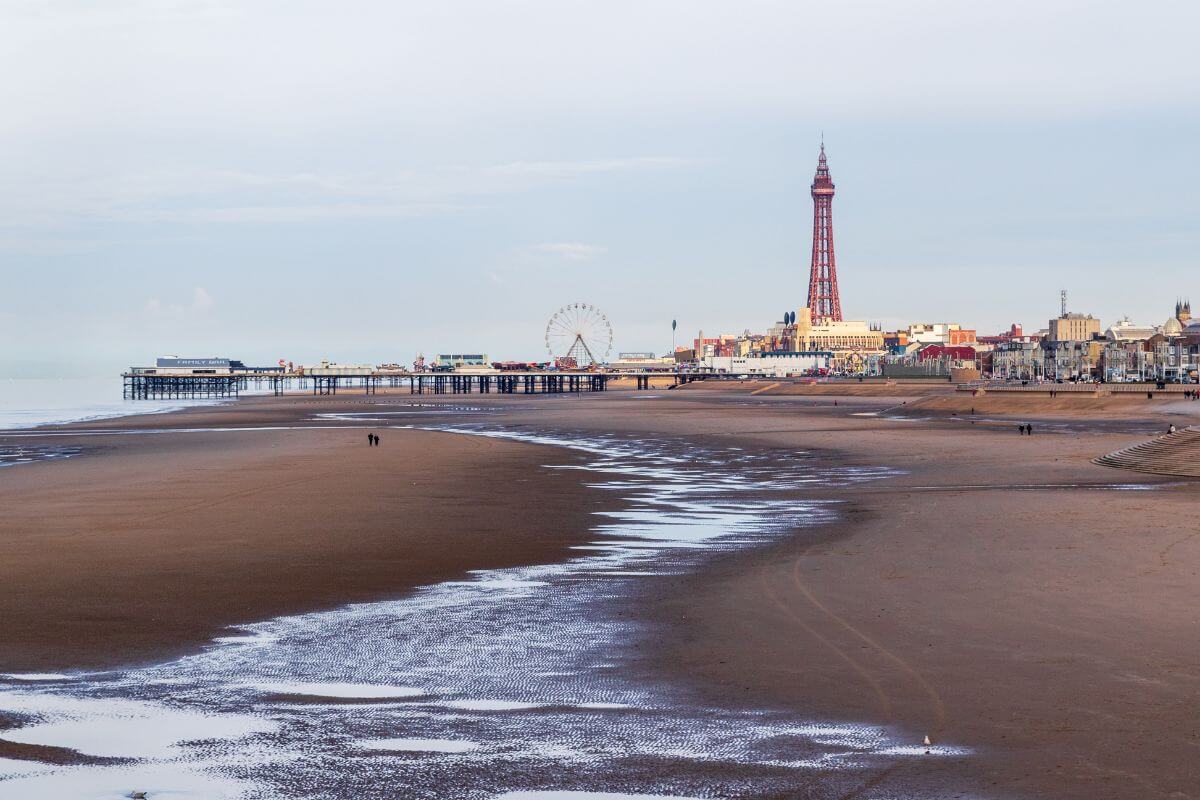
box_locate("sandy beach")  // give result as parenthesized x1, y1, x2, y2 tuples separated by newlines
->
(0, 384, 1197, 798)
(0, 404, 601, 672)
(644, 386, 1200, 799)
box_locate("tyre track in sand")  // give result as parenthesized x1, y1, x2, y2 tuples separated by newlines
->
(756, 538, 950, 800)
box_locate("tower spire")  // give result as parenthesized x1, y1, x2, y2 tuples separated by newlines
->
(807, 141, 842, 322)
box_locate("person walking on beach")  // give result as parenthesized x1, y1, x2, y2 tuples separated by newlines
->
(367, 433, 373, 446)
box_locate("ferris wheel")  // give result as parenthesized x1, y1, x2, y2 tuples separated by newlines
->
(545, 302, 613, 367)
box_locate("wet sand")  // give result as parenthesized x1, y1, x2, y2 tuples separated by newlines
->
(608, 387, 1200, 799)
(0, 400, 600, 673)
(1, 386, 1198, 798)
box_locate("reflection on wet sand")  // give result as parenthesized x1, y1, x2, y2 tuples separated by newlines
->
(0, 427, 966, 799)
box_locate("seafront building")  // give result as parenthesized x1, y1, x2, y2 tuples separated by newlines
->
(146, 357, 241, 375)
(1048, 312, 1101, 342)
(132, 356, 285, 376)
(433, 353, 489, 370)
(991, 341, 1044, 380)
(609, 352, 676, 371)
(1000, 302, 1200, 382)
(703, 352, 832, 377)
(904, 323, 977, 346)
(1106, 316, 1158, 343)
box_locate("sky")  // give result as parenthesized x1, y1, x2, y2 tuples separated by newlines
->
(1, 0, 1198, 376)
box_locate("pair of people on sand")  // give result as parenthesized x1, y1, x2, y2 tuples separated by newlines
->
(367, 433, 381, 446)
(1018, 424, 1034, 435)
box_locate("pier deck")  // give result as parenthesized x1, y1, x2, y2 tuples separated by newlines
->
(121, 370, 693, 399)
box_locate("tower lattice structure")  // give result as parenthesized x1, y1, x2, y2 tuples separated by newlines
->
(807, 143, 843, 322)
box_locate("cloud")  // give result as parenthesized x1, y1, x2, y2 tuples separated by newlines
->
(0, 157, 694, 234)
(192, 286, 214, 310)
(144, 287, 214, 316)
(532, 242, 607, 261)
(488, 157, 696, 179)
(112, 202, 463, 224)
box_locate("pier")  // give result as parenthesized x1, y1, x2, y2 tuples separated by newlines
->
(122, 370, 701, 399)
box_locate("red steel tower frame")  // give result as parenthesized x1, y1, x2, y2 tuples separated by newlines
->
(807, 143, 843, 322)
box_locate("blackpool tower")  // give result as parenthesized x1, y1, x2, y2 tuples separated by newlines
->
(806, 143, 843, 322)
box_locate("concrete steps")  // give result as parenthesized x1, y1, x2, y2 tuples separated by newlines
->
(1094, 427, 1200, 478)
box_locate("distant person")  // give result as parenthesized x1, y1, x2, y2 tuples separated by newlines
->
(1018, 424, 1024, 435)
(367, 433, 373, 446)
(1027, 424, 1033, 435)
(375, 434, 381, 446)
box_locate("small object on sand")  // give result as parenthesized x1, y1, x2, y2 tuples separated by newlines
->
(923, 735, 932, 746)
(130, 793, 147, 799)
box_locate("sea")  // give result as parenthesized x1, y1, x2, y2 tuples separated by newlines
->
(0, 377, 226, 430)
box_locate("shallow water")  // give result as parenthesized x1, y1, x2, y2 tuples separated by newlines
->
(0, 377, 225, 430)
(0, 427, 967, 799)
(0, 443, 82, 468)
